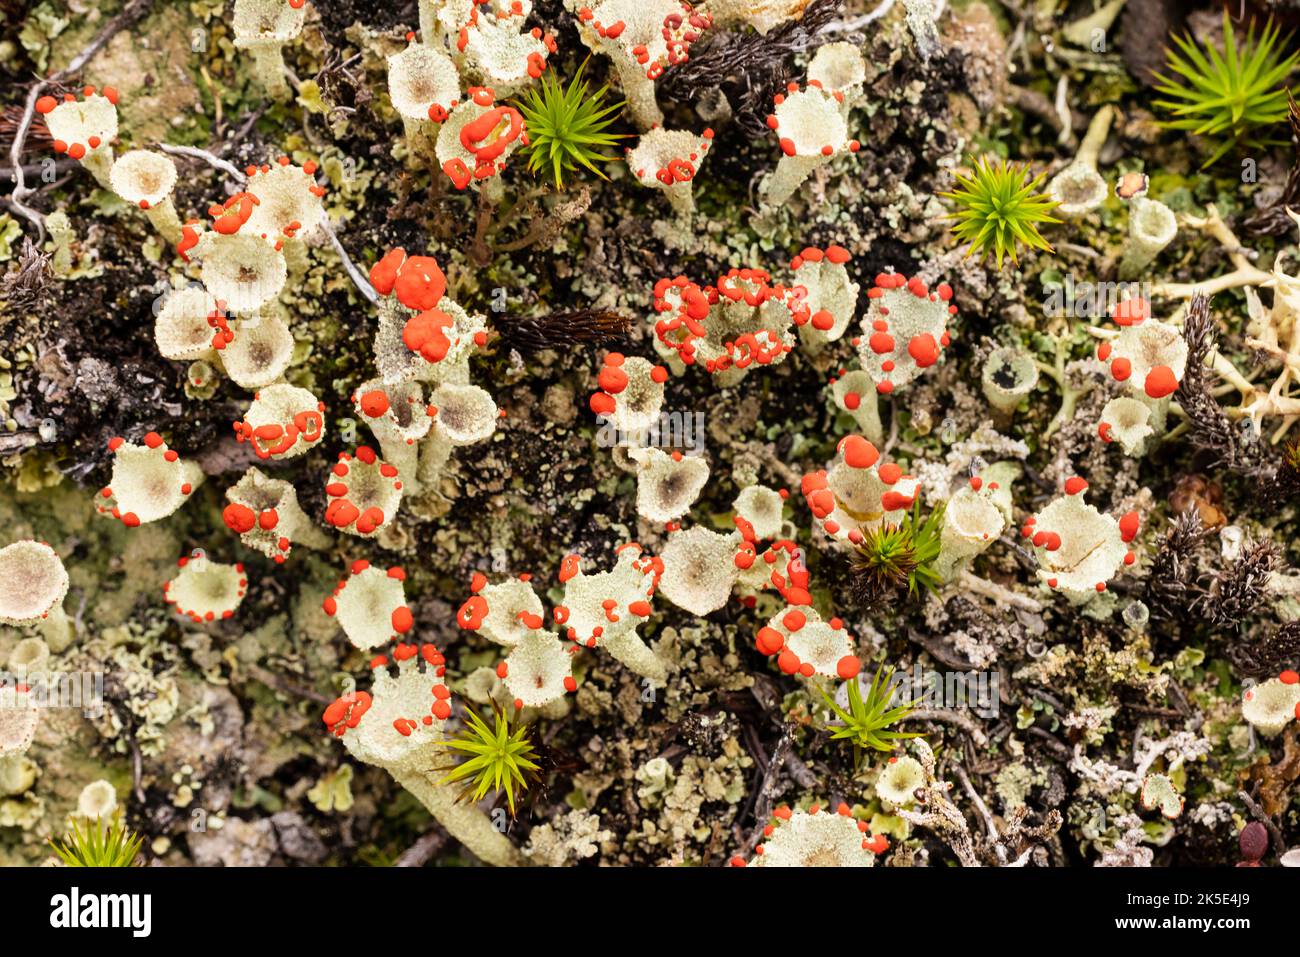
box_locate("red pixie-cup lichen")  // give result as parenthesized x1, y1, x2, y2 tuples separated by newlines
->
(370, 248, 489, 387)
(323, 643, 524, 866)
(155, 286, 222, 363)
(461, 546, 667, 684)
(801, 434, 920, 549)
(0, 540, 72, 651)
(240, 156, 328, 247)
(96, 433, 204, 528)
(36, 86, 119, 188)
(855, 270, 955, 396)
(789, 245, 858, 351)
(845, 269, 956, 445)
(368, 251, 499, 493)
(735, 532, 815, 609)
(652, 269, 803, 385)
(755, 605, 860, 680)
(224, 466, 330, 563)
(163, 553, 248, 623)
(324, 446, 404, 539)
(626, 126, 714, 218)
(233, 384, 326, 461)
(588, 352, 669, 437)
(457, 574, 547, 647)
(759, 81, 859, 208)
(730, 803, 881, 867)
(457, 5, 557, 95)
(1022, 476, 1138, 603)
(436, 87, 526, 190)
(1093, 296, 1188, 456)
(573, 0, 710, 130)
(323, 559, 416, 651)
(352, 379, 435, 492)
(807, 41, 867, 111)
(497, 630, 576, 711)
(1241, 675, 1300, 737)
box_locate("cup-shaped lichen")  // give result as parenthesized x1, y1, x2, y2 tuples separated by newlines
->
(704, 0, 808, 34)
(875, 755, 925, 807)
(195, 232, 288, 315)
(498, 630, 577, 710)
(658, 524, 741, 615)
(220, 314, 295, 390)
(155, 286, 222, 362)
(109, 150, 182, 243)
(1047, 105, 1113, 217)
(732, 484, 785, 541)
(421, 382, 499, 486)
(370, 248, 489, 386)
(223, 466, 331, 562)
(457, 574, 547, 647)
(1098, 395, 1155, 456)
(829, 369, 884, 445)
(807, 41, 867, 111)
(731, 804, 882, 867)
(1099, 298, 1187, 407)
(1120, 191, 1178, 280)
(163, 554, 248, 623)
(0, 688, 39, 759)
(759, 83, 858, 208)
(324, 446, 404, 538)
(573, 0, 711, 130)
(1022, 477, 1138, 602)
(555, 547, 666, 682)
(76, 779, 119, 819)
(460, 10, 556, 95)
(0, 541, 71, 650)
(626, 127, 714, 217)
(323, 560, 415, 651)
(755, 605, 859, 679)
(232, 0, 308, 100)
(629, 447, 710, 524)
(36, 87, 119, 187)
(96, 434, 204, 527)
(980, 346, 1038, 416)
(233, 384, 326, 461)
(387, 40, 461, 159)
(934, 477, 1006, 582)
(460, 549, 664, 685)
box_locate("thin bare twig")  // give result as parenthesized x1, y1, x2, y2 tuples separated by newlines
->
(157, 142, 246, 181)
